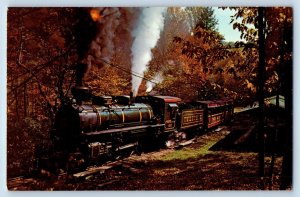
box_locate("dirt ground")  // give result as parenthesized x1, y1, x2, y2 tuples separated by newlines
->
(7, 111, 286, 190)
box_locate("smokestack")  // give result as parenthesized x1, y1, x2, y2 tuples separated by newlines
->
(75, 63, 89, 86)
(72, 63, 91, 104)
(72, 8, 97, 105)
(129, 91, 135, 105)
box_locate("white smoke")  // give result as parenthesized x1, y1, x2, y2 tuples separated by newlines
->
(168, 7, 197, 34)
(183, 8, 196, 32)
(131, 7, 167, 96)
(146, 72, 164, 93)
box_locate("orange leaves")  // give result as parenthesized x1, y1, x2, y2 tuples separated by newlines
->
(245, 79, 255, 92)
(49, 31, 65, 48)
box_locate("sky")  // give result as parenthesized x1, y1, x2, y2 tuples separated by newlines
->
(213, 7, 242, 42)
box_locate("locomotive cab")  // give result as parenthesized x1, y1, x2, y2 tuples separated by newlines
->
(136, 95, 181, 132)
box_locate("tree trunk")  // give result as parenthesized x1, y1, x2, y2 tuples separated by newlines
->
(279, 9, 293, 189)
(257, 7, 266, 187)
(280, 58, 293, 189)
(24, 83, 27, 117)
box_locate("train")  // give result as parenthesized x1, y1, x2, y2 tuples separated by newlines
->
(50, 85, 233, 170)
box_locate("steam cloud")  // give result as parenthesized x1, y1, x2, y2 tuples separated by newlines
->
(146, 72, 164, 93)
(131, 7, 167, 96)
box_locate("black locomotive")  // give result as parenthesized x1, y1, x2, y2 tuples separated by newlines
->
(51, 84, 233, 169)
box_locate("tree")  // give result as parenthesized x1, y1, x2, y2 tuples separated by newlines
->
(229, 7, 293, 189)
(7, 8, 79, 123)
(7, 8, 81, 176)
(188, 7, 218, 31)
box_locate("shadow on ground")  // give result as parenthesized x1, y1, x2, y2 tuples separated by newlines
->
(210, 110, 285, 155)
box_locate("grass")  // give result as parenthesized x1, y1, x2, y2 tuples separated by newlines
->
(160, 141, 216, 161)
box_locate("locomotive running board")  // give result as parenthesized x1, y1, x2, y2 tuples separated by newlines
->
(118, 142, 137, 151)
(82, 124, 165, 136)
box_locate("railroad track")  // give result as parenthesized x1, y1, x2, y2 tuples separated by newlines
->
(71, 126, 227, 180)
(71, 138, 196, 179)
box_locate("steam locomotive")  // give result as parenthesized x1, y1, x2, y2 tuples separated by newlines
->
(51, 85, 233, 169)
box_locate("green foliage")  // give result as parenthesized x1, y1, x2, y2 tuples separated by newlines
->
(160, 141, 215, 161)
(186, 7, 219, 31)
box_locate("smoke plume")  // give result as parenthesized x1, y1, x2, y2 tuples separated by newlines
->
(87, 8, 121, 66)
(74, 8, 139, 87)
(131, 7, 167, 96)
